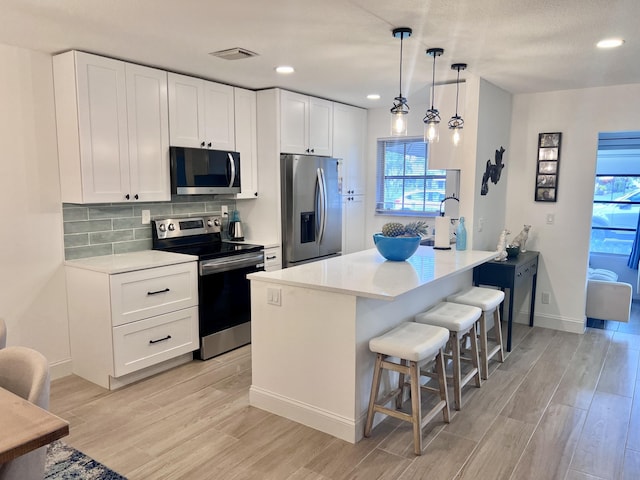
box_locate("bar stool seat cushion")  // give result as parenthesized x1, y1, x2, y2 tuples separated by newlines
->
(369, 322, 449, 363)
(415, 302, 482, 332)
(447, 286, 505, 311)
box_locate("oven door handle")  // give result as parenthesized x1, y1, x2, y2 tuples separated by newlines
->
(200, 253, 264, 275)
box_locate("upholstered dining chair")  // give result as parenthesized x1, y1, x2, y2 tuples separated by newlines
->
(0, 346, 51, 480)
(0, 318, 6, 349)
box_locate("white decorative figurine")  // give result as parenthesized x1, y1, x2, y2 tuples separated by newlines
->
(511, 224, 531, 252)
(495, 229, 510, 261)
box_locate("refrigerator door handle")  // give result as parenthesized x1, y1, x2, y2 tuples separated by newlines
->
(316, 167, 328, 243)
(227, 153, 236, 188)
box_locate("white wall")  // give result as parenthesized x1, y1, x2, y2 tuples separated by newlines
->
(506, 83, 640, 333)
(0, 44, 71, 375)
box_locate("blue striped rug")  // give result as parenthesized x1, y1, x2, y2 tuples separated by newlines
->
(45, 441, 127, 480)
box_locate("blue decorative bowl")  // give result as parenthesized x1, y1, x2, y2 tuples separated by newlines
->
(373, 234, 421, 261)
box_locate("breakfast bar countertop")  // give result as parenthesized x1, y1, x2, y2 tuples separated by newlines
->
(248, 246, 497, 300)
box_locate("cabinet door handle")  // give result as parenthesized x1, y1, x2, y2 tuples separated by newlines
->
(147, 288, 170, 296)
(149, 335, 172, 344)
(310, 148, 315, 153)
(125, 194, 130, 200)
(266, 255, 277, 260)
(207, 142, 212, 148)
(134, 194, 139, 200)
(201, 141, 205, 147)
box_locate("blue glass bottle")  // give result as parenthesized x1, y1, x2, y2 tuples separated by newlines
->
(456, 217, 467, 251)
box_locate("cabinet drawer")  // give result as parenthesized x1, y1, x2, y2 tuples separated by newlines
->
(515, 260, 538, 284)
(112, 306, 199, 377)
(110, 262, 198, 326)
(264, 246, 282, 272)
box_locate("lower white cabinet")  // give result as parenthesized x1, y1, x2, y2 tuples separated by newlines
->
(65, 259, 199, 389)
(264, 246, 282, 271)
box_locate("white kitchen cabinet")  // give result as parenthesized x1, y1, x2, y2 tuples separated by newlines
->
(234, 87, 258, 199)
(427, 81, 467, 170)
(342, 195, 366, 254)
(333, 103, 367, 195)
(65, 259, 199, 390)
(280, 90, 333, 156)
(53, 51, 170, 203)
(264, 246, 282, 271)
(168, 72, 235, 151)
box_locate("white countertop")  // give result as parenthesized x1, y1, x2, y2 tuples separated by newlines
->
(65, 250, 198, 274)
(248, 246, 496, 300)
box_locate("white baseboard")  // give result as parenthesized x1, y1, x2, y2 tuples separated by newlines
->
(249, 385, 359, 444)
(513, 310, 585, 334)
(50, 359, 73, 380)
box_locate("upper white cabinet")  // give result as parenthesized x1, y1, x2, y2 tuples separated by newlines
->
(427, 81, 466, 170)
(168, 72, 235, 151)
(234, 87, 258, 199)
(280, 90, 333, 156)
(333, 103, 366, 195)
(53, 51, 170, 203)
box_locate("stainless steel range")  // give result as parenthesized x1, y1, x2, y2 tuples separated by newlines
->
(152, 216, 264, 360)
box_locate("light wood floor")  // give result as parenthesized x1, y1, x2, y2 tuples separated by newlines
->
(50, 320, 640, 480)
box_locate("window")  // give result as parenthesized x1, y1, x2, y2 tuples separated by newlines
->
(375, 137, 458, 216)
(590, 132, 640, 255)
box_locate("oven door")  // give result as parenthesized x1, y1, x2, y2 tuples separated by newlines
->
(197, 251, 264, 359)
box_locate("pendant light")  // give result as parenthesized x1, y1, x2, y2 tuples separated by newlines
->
(390, 27, 412, 136)
(448, 63, 467, 146)
(424, 48, 444, 143)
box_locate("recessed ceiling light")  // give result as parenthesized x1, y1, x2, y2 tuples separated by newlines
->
(275, 65, 295, 74)
(367, 94, 381, 100)
(597, 38, 625, 49)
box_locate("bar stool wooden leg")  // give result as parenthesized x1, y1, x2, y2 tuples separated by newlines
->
(469, 326, 482, 388)
(410, 361, 422, 455)
(479, 313, 490, 380)
(435, 349, 450, 424)
(396, 358, 407, 409)
(493, 308, 505, 362)
(364, 353, 383, 438)
(451, 331, 462, 411)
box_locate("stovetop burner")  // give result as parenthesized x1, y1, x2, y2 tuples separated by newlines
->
(151, 216, 263, 260)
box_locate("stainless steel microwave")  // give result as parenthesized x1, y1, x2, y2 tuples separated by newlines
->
(170, 146, 241, 195)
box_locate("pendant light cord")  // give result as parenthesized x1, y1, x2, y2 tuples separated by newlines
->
(399, 33, 404, 98)
(430, 52, 436, 110)
(454, 67, 460, 116)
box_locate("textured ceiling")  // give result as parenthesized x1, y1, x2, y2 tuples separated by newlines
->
(0, 0, 638, 108)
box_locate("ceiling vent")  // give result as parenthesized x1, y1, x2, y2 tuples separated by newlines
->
(209, 48, 259, 60)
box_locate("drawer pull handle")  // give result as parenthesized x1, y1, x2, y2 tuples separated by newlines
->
(149, 335, 172, 344)
(517, 272, 523, 277)
(147, 288, 170, 296)
(266, 256, 277, 260)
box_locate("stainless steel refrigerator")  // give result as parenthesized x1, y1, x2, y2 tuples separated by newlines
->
(281, 154, 342, 267)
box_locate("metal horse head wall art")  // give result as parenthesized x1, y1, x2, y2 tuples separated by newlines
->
(481, 146, 506, 196)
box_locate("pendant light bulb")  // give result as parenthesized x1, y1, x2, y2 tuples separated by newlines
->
(424, 48, 444, 143)
(390, 27, 412, 136)
(448, 63, 467, 147)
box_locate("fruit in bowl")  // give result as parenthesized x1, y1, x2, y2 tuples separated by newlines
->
(374, 221, 428, 261)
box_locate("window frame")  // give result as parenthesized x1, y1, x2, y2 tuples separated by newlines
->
(375, 136, 457, 217)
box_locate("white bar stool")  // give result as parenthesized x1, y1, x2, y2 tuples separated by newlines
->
(447, 286, 505, 379)
(415, 302, 483, 411)
(364, 321, 450, 455)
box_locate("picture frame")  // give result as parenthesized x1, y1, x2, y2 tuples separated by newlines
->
(534, 132, 561, 202)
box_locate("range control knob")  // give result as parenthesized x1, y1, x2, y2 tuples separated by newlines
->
(207, 219, 214, 227)
(168, 223, 175, 231)
(214, 218, 221, 226)
(158, 224, 166, 232)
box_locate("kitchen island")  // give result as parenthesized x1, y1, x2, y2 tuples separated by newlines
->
(248, 246, 496, 443)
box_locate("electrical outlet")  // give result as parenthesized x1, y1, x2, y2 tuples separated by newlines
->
(541, 292, 550, 304)
(477, 217, 484, 232)
(221, 205, 228, 216)
(267, 287, 281, 306)
(141, 210, 151, 225)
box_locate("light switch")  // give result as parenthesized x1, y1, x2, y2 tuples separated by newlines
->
(267, 287, 281, 306)
(546, 213, 555, 225)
